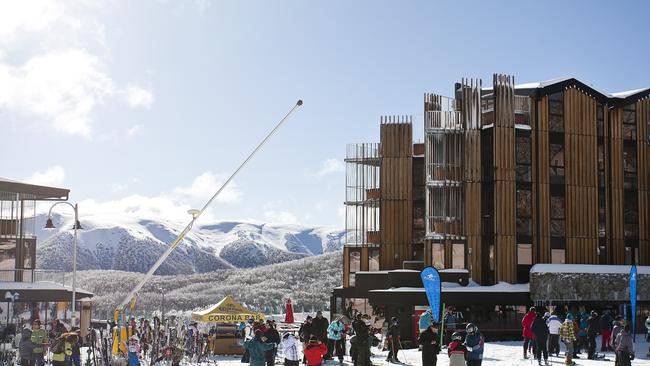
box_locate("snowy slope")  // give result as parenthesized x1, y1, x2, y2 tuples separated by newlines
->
(35, 213, 344, 274)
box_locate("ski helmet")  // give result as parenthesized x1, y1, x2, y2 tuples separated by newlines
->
(465, 323, 478, 335)
(451, 331, 463, 341)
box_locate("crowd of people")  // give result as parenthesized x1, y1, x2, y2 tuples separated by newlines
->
(17, 318, 82, 366)
(520, 306, 645, 366)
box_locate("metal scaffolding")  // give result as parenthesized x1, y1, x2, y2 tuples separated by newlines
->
(345, 143, 380, 247)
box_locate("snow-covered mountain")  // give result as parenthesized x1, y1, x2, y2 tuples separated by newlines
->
(35, 213, 344, 275)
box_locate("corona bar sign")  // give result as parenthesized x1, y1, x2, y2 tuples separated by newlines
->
(191, 295, 264, 323)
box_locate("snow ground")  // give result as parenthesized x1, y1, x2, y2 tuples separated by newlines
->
(117, 339, 650, 366)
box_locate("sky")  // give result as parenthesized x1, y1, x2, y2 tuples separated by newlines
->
(1, 0, 649, 228)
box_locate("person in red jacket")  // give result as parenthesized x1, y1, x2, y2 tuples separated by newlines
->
(522, 307, 537, 359)
(303, 335, 328, 366)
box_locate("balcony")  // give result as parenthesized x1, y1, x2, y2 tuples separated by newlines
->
(425, 111, 463, 132)
(0, 268, 66, 285)
(481, 95, 531, 114)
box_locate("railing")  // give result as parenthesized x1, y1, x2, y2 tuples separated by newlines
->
(346, 143, 380, 162)
(481, 95, 531, 114)
(425, 111, 463, 131)
(0, 269, 66, 286)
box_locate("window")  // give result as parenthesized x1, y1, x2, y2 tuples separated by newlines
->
(369, 249, 380, 271)
(551, 249, 565, 264)
(452, 243, 465, 269)
(550, 196, 565, 219)
(517, 190, 532, 217)
(348, 250, 361, 286)
(431, 242, 444, 269)
(622, 106, 636, 140)
(0, 238, 16, 271)
(517, 244, 532, 265)
(548, 92, 564, 132)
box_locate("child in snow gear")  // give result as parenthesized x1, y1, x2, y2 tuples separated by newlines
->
(327, 317, 345, 363)
(447, 332, 468, 366)
(281, 333, 301, 366)
(614, 324, 634, 366)
(418, 323, 440, 366)
(546, 312, 562, 357)
(30, 320, 48, 366)
(521, 307, 536, 359)
(560, 317, 576, 366)
(463, 323, 484, 366)
(303, 335, 327, 366)
(386, 317, 401, 362)
(530, 313, 549, 366)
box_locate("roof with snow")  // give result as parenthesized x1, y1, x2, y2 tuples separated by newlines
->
(481, 77, 650, 107)
(2, 281, 93, 302)
(0, 177, 69, 200)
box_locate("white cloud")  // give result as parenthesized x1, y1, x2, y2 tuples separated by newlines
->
(172, 171, 242, 204)
(264, 210, 299, 224)
(0, 1, 153, 138)
(27, 165, 66, 187)
(108, 183, 127, 193)
(315, 158, 345, 177)
(126, 124, 143, 140)
(124, 84, 153, 109)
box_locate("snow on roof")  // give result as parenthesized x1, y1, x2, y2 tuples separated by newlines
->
(530, 263, 650, 275)
(369, 282, 529, 293)
(391, 269, 420, 273)
(2, 281, 93, 294)
(439, 269, 468, 273)
(610, 88, 650, 98)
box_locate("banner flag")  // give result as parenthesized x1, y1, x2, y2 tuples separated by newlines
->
(420, 266, 442, 322)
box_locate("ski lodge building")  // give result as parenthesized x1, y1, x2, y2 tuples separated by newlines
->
(0, 177, 94, 335)
(331, 74, 650, 340)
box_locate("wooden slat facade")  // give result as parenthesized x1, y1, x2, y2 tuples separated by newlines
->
(610, 108, 626, 264)
(637, 99, 650, 265)
(536, 96, 551, 263)
(380, 118, 413, 270)
(493, 74, 517, 283)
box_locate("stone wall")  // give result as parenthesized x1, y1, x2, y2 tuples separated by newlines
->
(530, 272, 650, 302)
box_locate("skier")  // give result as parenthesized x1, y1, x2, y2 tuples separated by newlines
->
(312, 311, 329, 343)
(560, 316, 576, 366)
(351, 314, 370, 366)
(18, 324, 35, 366)
(386, 317, 401, 362)
(327, 316, 345, 363)
(531, 313, 549, 366)
(463, 323, 484, 366)
(599, 310, 614, 352)
(586, 310, 600, 359)
(264, 320, 281, 366)
(611, 316, 625, 352)
(447, 331, 468, 366)
(303, 335, 328, 366)
(614, 324, 634, 366)
(417, 322, 441, 366)
(546, 312, 562, 357)
(281, 333, 301, 366)
(245, 329, 278, 366)
(521, 306, 536, 359)
(30, 319, 48, 366)
(577, 311, 589, 355)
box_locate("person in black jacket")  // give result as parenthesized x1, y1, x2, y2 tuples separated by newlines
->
(386, 317, 401, 362)
(586, 311, 600, 359)
(352, 315, 370, 366)
(418, 323, 441, 366)
(598, 311, 614, 352)
(530, 313, 549, 366)
(264, 321, 281, 366)
(311, 312, 329, 343)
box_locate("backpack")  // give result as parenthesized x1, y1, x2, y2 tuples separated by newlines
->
(52, 339, 65, 354)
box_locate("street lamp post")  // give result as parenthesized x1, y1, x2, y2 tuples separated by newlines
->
(44, 202, 81, 327)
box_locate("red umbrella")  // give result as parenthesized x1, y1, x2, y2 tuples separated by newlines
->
(284, 298, 294, 324)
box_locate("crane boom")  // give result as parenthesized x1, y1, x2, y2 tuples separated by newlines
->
(115, 100, 303, 314)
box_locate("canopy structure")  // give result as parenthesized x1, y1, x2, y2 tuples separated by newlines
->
(192, 295, 264, 323)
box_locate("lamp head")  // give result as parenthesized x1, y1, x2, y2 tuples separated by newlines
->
(72, 220, 83, 230)
(187, 209, 200, 219)
(44, 218, 56, 229)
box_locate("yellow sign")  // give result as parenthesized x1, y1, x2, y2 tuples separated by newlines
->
(191, 295, 264, 323)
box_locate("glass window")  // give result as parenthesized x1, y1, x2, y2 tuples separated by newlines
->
(549, 100, 563, 115)
(551, 249, 565, 264)
(489, 245, 495, 271)
(516, 190, 532, 217)
(349, 273, 356, 287)
(516, 165, 532, 182)
(549, 144, 564, 167)
(517, 244, 532, 265)
(0, 238, 17, 271)
(551, 219, 565, 237)
(623, 145, 637, 173)
(349, 250, 360, 272)
(517, 218, 532, 236)
(431, 242, 444, 269)
(452, 243, 465, 269)
(369, 249, 380, 271)
(550, 196, 565, 219)
(549, 115, 564, 132)
(516, 136, 531, 164)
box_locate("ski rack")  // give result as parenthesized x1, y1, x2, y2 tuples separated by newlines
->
(113, 100, 303, 321)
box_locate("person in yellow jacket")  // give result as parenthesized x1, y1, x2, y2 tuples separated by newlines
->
(560, 316, 577, 366)
(50, 334, 68, 366)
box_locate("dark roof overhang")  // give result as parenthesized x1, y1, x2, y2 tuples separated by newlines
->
(0, 177, 70, 201)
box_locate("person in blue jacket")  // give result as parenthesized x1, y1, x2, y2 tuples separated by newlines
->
(419, 310, 433, 335)
(463, 323, 484, 366)
(244, 329, 277, 366)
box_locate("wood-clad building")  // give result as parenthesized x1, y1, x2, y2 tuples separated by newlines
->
(332, 74, 650, 340)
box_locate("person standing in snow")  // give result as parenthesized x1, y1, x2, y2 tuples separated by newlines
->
(560, 316, 576, 366)
(264, 320, 281, 366)
(546, 312, 562, 357)
(521, 307, 536, 359)
(614, 324, 634, 366)
(611, 315, 625, 352)
(599, 310, 614, 352)
(245, 330, 278, 366)
(326, 317, 345, 363)
(30, 319, 48, 366)
(312, 311, 329, 344)
(577, 311, 589, 354)
(123, 334, 141, 366)
(419, 310, 433, 336)
(418, 322, 440, 366)
(386, 317, 401, 362)
(444, 310, 457, 345)
(463, 323, 484, 366)
(281, 333, 301, 366)
(19, 324, 35, 366)
(351, 314, 370, 366)
(586, 310, 600, 359)
(531, 313, 549, 366)
(303, 335, 328, 366)
(447, 331, 468, 366)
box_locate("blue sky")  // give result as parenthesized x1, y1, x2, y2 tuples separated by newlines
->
(1, 0, 648, 227)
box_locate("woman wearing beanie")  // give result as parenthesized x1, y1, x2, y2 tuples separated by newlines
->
(303, 335, 327, 366)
